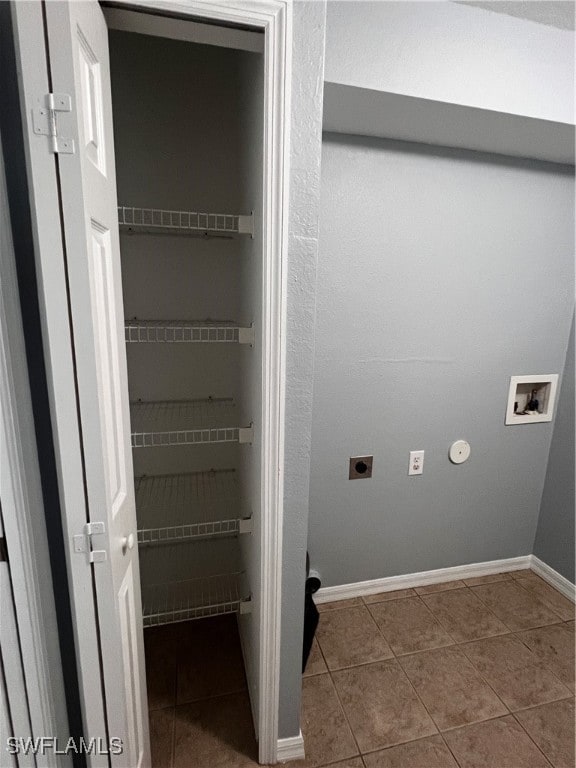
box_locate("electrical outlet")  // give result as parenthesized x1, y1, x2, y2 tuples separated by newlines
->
(409, 450, 424, 475)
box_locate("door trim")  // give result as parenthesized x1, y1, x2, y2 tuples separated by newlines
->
(126, 3, 291, 762)
(112, 2, 292, 761)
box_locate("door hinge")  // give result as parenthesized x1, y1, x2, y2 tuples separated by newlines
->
(32, 93, 75, 154)
(73, 522, 107, 563)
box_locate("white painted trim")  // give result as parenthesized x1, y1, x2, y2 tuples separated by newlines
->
(530, 555, 576, 603)
(315, 556, 533, 603)
(276, 731, 305, 763)
(102, 7, 264, 53)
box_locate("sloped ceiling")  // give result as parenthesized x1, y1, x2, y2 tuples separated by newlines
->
(455, 1, 575, 30)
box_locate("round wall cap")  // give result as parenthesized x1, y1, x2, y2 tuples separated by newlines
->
(449, 440, 471, 464)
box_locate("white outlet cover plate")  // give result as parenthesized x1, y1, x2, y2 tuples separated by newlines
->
(450, 440, 470, 464)
(408, 450, 424, 475)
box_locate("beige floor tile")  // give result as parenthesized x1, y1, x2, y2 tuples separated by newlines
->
(470, 580, 560, 631)
(510, 569, 537, 579)
(462, 572, 512, 587)
(368, 597, 454, 656)
(566, 619, 575, 629)
(145, 625, 179, 710)
(398, 646, 507, 731)
(173, 692, 258, 768)
(293, 674, 359, 768)
(149, 707, 174, 768)
(316, 606, 393, 670)
(332, 660, 437, 753)
(304, 638, 328, 677)
(422, 587, 509, 643)
(515, 577, 575, 622)
(443, 715, 552, 768)
(363, 589, 416, 604)
(414, 581, 466, 595)
(362, 735, 459, 768)
(515, 698, 575, 768)
(317, 598, 363, 613)
(460, 634, 570, 711)
(517, 623, 575, 692)
(176, 615, 247, 704)
(322, 760, 364, 768)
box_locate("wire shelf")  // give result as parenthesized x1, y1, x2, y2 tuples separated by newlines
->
(118, 206, 253, 237)
(141, 571, 250, 626)
(136, 470, 247, 545)
(130, 398, 252, 448)
(125, 320, 254, 345)
(139, 540, 250, 626)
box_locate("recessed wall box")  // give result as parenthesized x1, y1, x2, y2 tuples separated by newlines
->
(349, 456, 373, 479)
(505, 374, 558, 425)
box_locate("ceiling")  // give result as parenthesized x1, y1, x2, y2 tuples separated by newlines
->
(454, 1, 575, 30)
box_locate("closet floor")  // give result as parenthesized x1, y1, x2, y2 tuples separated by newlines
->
(146, 569, 575, 768)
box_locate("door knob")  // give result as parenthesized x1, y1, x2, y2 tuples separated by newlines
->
(122, 533, 135, 552)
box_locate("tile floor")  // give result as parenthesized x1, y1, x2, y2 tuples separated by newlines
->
(146, 569, 575, 767)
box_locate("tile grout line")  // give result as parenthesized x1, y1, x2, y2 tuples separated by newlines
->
(458, 628, 573, 703)
(514, 576, 574, 621)
(437, 731, 466, 768)
(420, 584, 514, 640)
(470, 579, 569, 630)
(364, 592, 459, 657)
(326, 666, 364, 762)
(509, 710, 556, 768)
(392, 654, 445, 737)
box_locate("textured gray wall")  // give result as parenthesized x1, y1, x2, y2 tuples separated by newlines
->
(309, 134, 574, 587)
(278, 0, 326, 739)
(534, 316, 575, 582)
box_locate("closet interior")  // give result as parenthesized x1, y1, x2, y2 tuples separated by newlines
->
(107, 16, 264, 726)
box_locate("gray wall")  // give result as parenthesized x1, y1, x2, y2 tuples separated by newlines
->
(534, 316, 575, 581)
(324, 1, 574, 124)
(278, 0, 326, 739)
(309, 133, 574, 587)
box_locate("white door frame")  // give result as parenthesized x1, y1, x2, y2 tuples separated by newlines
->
(13, 0, 292, 763)
(116, 4, 291, 760)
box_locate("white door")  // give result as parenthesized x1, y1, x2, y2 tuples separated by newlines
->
(40, 3, 149, 766)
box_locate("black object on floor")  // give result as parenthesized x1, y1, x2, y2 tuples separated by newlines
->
(302, 553, 320, 672)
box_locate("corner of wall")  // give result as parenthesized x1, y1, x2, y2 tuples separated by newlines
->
(533, 311, 575, 582)
(279, 0, 327, 742)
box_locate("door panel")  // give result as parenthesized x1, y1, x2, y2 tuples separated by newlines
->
(43, 2, 149, 765)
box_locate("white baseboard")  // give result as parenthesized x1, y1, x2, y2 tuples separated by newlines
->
(276, 731, 305, 763)
(530, 555, 576, 603)
(314, 555, 533, 603)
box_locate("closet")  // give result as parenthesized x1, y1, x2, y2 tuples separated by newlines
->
(107, 12, 264, 731)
